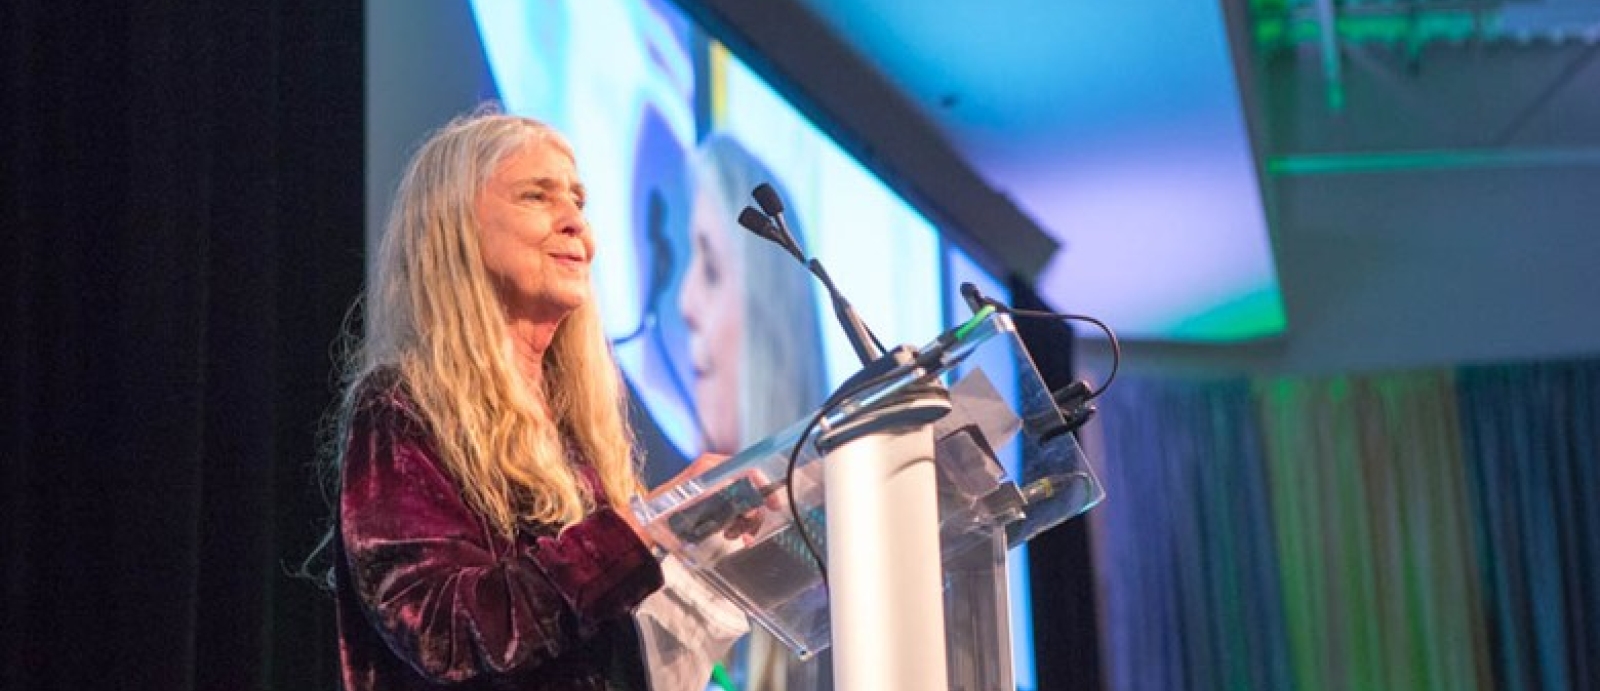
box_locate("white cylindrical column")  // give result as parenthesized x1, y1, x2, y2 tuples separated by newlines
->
(823, 419, 948, 691)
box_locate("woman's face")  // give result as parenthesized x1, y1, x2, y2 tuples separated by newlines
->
(679, 186, 744, 453)
(474, 137, 595, 324)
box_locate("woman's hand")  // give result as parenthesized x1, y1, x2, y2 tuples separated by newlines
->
(648, 452, 730, 500)
(626, 453, 730, 551)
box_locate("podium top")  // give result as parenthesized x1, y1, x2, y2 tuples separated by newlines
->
(630, 310, 1104, 658)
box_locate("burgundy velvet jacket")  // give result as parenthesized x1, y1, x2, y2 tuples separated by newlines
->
(335, 378, 665, 691)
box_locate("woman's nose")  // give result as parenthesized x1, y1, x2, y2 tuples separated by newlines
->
(554, 203, 594, 256)
(556, 204, 586, 237)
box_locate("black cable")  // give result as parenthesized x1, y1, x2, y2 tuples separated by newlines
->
(992, 305, 1121, 401)
(611, 318, 649, 345)
(781, 356, 942, 591)
(865, 323, 888, 358)
(611, 314, 712, 449)
(650, 319, 712, 444)
(784, 402, 839, 592)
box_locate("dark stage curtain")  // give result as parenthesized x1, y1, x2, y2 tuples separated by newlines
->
(1458, 360, 1600, 691)
(3, 2, 363, 690)
(1090, 378, 1292, 691)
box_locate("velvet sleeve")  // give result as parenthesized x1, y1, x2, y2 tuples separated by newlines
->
(338, 391, 664, 684)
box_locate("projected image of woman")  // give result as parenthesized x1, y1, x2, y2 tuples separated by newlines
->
(680, 134, 827, 454)
(678, 134, 833, 691)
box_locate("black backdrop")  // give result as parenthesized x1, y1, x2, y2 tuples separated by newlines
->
(2, 3, 1101, 690)
(3, 2, 361, 689)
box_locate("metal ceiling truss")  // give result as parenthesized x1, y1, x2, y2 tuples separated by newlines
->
(1251, 0, 1600, 109)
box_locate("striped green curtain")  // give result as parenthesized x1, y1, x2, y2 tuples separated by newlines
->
(1087, 359, 1600, 691)
(1254, 373, 1488, 691)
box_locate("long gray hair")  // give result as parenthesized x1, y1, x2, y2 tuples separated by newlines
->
(353, 110, 640, 533)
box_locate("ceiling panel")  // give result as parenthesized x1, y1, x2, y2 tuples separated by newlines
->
(792, 0, 1286, 341)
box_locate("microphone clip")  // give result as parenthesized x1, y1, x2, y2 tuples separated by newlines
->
(1039, 380, 1096, 443)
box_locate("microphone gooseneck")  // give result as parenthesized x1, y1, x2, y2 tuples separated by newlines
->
(740, 183, 884, 366)
(807, 260, 883, 365)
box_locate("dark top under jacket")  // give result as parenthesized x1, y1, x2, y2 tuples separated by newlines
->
(334, 375, 664, 691)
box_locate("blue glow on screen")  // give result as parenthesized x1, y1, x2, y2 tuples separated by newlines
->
(715, 54, 944, 390)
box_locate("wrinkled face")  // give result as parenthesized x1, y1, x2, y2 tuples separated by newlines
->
(678, 186, 745, 453)
(474, 137, 595, 324)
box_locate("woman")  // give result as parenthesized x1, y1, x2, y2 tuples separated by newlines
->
(678, 134, 831, 691)
(330, 111, 736, 691)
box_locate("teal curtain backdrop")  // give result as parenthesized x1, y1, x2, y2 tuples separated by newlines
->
(1089, 359, 1600, 691)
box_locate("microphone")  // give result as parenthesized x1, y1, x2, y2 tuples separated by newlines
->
(959, 282, 989, 314)
(737, 206, 804, 264)
(751, 182, 784, 214)
(739, 183, 884, 365)
(751, 183, 803, 260)
(806, 259, 883, 365)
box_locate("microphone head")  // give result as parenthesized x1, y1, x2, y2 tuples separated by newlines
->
(752, 183, 785, 216)
(737, 206, 781, 242)
(737, 205, 806, 265)
(959, 282, 985, 313)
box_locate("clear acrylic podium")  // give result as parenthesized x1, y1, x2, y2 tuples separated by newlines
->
(632, 311, 1104, 691)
